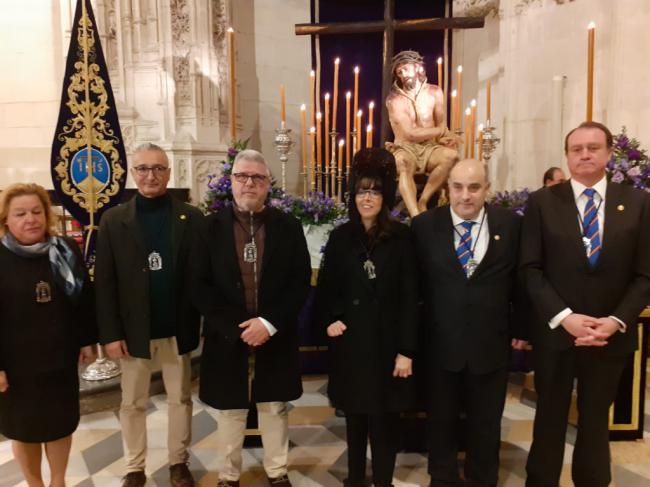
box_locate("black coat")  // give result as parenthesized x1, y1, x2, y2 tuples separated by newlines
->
(316, 221, 419, 413)
(191, 207, 311, 409)
(95, 195, 203, 359)
(520, 181, 650, 355)
(412, 205, 527, 374)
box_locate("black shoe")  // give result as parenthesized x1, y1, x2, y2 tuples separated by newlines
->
(170, 463, 195, 487)
(216, 480, 240, 487)
(121, 471, 146, 487)
(268, 474, 292, 487)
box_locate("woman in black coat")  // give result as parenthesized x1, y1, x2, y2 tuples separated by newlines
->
(0, 183, 96, 487)
(316, 149, 419, 487)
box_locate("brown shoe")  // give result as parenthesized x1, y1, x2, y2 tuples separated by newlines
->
(268, 474, 292, 487)
(170, 463, 195, 487)
(216, 480, 240, 487)
(121, 471, 146, 487)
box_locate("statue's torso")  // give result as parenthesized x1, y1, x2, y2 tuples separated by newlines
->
(388, 83, 439, 143)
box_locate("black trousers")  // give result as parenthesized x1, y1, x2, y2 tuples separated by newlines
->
(526, 347, 627, 487)
(427, 366, 508, 487)
(344, 412, 400, 487)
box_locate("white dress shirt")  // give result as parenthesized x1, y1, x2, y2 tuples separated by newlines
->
(548, 176, 625, 332)
(450, 206, 490, 267)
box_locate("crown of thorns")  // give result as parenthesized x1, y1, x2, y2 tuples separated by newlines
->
(391, 50, 425, 74)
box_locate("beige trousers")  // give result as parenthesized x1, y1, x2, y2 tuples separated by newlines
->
(120, 337, 192, 472)
(217, 402, 289, 481)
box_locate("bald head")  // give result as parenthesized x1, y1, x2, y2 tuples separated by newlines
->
(448, 159, 490, 221)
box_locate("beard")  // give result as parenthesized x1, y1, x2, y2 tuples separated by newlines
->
(400, 75, 417, 90)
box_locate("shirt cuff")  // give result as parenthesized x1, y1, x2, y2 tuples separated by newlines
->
(258, 317, 277, 336)
(549, 308, 572, 329)
(609, 315, 627, 333)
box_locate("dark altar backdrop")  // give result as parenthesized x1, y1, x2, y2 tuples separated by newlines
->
(312, 0, 451, 148)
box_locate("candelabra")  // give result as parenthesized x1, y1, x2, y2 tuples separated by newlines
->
(273, 126, 294, 192)
(481, 124, 501, 164)
(81, 347, 121, 381)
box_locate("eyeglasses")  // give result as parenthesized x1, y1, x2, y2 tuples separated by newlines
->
(232, 172, 269, 185)
(356, 189, 382, 198)
(132, 165, 169, 176)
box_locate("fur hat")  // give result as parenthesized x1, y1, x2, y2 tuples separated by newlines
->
(348, 148, 398, 212)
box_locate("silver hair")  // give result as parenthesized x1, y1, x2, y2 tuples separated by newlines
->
(132, 143, 169, 164)
(233, 149, 271, 176)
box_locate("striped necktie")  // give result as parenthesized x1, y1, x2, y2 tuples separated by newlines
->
(582, 188, 601, 267)
(456, 220, 475, 276)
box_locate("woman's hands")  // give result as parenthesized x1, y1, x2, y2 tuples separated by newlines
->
(326, 320, 347, 337)
(79, 345, 97, 364)
(392, 353, 413, 378)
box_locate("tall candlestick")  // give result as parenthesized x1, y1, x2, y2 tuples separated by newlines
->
(324, 94, 331, 183)
(368, 101, 375, 133)
(345, 91, 351, 171)
(587, 21, 595, 121)
(464, 107, 471, 158)
(356, 109, 363, 153)
(300, 104, 307, 173)
(470, 99, 477, 158)
(227, 28, 236, 140)
(478, 123, 484, 161)
(338, 139, 344, 171)
(366, 125, 372, 148)
(280, 84, 286, 128)
(456, 66, 463, 134)
(338, 139, 345, 202)
(332, 58, 340, 131)
(486, 80, 492, 123)
(316, 112, 322, 176)
(437, 57, 443, 88)
(353, 66, 360, 122)
(310, 126, 316, 190)
(451, 89, 458, 131)
(309, 70, 316, 128)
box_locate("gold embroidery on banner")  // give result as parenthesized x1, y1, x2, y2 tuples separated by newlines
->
(53, 9, 124, 213)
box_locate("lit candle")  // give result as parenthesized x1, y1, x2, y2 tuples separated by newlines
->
(486, 80, 492, 123)
(353, 66, 360, 123)
(300, 104, 307, 174)
(309, 70, 316, 128)
(464, 107, 471, 158)
(456, 66, 463, 135)
(366, 125, 372, 148)
(587, 21, 595, 121)
(356, 109, 363, 152)
(478, 123, 484, 161)
(368, 101, 375, 133)
(324, 94, 331, 171)
(338, 139, 344, 172)
(437, 57, 443, 88)
(332, 58, 340, 132)
(280, 84, 286, 128)
(451, 89, 457, 131)
(470, 99, 477, 158)
(316, 112, 322, 171)
(345, 91, 351, 170)
(227, 28, 236, 140)
(310, 126, 316, 189)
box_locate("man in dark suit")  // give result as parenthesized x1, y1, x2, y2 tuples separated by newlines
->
(412, 158, 528, 487)
(95, 143, 202, 487)
(191, 149, 311, 487)
(521, 121, 650, 487)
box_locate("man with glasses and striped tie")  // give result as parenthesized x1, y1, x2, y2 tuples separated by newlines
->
(411, 158, 528, 487)
(521, 121, 650, 487)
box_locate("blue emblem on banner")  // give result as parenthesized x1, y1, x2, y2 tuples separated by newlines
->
(71, 148, 111, 194)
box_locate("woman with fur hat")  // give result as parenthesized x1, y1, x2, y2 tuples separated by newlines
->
(316, 148, 419, 487)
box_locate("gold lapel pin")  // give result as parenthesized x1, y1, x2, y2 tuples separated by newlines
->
(617, 205, 625, 211)
(180, 214, 187, 220)
(494, 234, 501, 241)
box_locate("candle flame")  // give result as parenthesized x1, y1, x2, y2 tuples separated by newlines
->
(437, 57, 443, 64)
(478, 123, 484, 131)
(325, 93, 330, 99)
(367, 124, 372, 131)
(471, 99, 477, 107)
(457, 65, 463, 73)
(316, 112, 322, 119)
(227, 27, 234, 33)
(357, 110, 363, 117)
(339, 139, 345, 146)
(310, 70, 315, 77)
(369, 101, 375, 109)
(354, 66, 360, 74)
(451, 89, 457, 97)
(465, 108, 471, 115)
(346, 91, 351, 99)
(335, 57, 340, 64)
(300, 104, 306, 111)
(310, 127, 316, 134)
(588, 21, 596, 29)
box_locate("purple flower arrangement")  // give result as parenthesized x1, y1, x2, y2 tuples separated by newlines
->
(606, 128, 650, 191)
(489, 188, 532, 216)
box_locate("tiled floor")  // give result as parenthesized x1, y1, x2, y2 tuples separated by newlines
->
(1, 375, 649, 486)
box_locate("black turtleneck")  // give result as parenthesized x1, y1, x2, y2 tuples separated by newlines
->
(136, 192, 175, 339)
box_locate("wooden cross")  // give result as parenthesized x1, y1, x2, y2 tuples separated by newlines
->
(295, 0, 485, 143)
